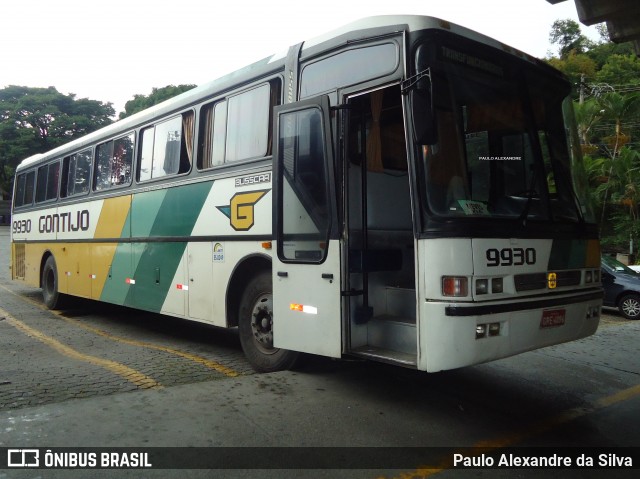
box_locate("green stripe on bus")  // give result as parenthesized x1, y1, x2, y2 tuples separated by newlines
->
(131, 189, 168, 238)
(99, 207, 133, 305)
(125, 181, 212, 312)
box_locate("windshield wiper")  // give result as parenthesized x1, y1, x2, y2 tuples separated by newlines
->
(517, 166, 539, 227)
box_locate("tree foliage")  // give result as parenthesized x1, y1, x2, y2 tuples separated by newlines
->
(549, 19, 593, 58)
(547, 20, 640, 254)
(580, 93, 640, 251)
(595, 54, 640, 86)
(547, 51, 596, 90)
(0, 83, 195, 197)
(0, 86, 114, 197)
(119, 84, 196, 119)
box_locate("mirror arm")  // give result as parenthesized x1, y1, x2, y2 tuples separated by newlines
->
(401, 67, 431, 95)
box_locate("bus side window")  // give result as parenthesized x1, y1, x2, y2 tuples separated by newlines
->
(61, 148, 92, 198)
(225, 84, 270, 162)
(35, 161, 60, 203)
(24, 171, 35, 206)
(95, 133, 134, 190)
(138, 112, 193, 181)
(113, 134, 134, 185)
(198, 80, 279, 170)
(198, 101, 226, 170)
(95, 141, 114, 191)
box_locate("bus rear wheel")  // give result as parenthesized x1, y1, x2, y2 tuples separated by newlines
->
(42, 256, 66, 309)
(238, 271, 299, 372)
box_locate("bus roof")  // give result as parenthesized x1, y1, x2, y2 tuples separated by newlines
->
(16, 15, 547, 172)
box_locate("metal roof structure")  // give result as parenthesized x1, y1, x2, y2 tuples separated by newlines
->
(547, 0, 640, 55)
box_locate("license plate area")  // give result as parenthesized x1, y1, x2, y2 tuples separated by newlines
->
(540, 309, 566, 328)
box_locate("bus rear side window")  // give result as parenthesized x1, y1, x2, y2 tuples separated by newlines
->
(14, 174, 26, 207)
(13, 171, 35, 207)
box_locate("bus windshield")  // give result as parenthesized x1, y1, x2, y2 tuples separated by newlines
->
(417, 43, 592, 225)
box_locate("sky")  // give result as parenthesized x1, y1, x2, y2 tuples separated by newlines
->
(1, 0, 601, 116)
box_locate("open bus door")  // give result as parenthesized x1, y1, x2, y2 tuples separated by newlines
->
(272, 96, 342, 358)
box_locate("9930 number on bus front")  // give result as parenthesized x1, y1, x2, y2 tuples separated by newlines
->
(486, 247, 536, 267)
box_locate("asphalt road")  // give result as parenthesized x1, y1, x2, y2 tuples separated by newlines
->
(0, 225, 639, 479)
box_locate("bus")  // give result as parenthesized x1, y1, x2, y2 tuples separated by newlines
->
(10, 15, 602, 373)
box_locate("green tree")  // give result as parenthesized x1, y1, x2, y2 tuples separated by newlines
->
(574, 98, 603, 147)
(597, 92, 640, 158)
(547, 19, 640, 253)
(592, 148, 640, 250)
(549, 19, 593, 58)
(595, 54, 640, 86)
(0, 85, 114, 195)
(584, 93, 640, 233)
(119, 84, 196, 119)
(547, 51, 596, 95)
(585, 41, 635, 70)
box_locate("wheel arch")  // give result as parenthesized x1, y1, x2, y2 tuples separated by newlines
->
(615, 290, 640, 307)
(226, 253, 272, 328)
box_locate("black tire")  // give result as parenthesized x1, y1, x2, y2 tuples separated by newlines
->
(618, 293, 640, 320)
(42, 256, 66, 309)
(238, 271, 299, 372)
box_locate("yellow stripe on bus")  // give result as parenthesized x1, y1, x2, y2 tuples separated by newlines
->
(94, 195, 132, 239)
(90, 196, 132, 298)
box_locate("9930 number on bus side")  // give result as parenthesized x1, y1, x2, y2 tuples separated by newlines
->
(486, 247, 536, 267)
(12, 219, 32, 234)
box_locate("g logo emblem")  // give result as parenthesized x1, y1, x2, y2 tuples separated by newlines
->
(217, 190, 268, 231)
(547, 272, 557, 289)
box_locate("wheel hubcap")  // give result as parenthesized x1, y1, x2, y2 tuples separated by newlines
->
(250, 293, 275, 354)
(622, 299, 640, 318)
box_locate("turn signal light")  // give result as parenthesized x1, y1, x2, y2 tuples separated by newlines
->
(442, 276, 468, 297)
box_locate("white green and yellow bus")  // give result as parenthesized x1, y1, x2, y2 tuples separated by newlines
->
(10, 15, 602, 373)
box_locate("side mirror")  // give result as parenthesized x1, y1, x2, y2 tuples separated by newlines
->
(410, 44, 437, 145)
(410, 87, 437, 145)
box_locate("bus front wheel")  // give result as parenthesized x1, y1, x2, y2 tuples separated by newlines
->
(238, 271, 299, 372)
(42, 256, 65, 309)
